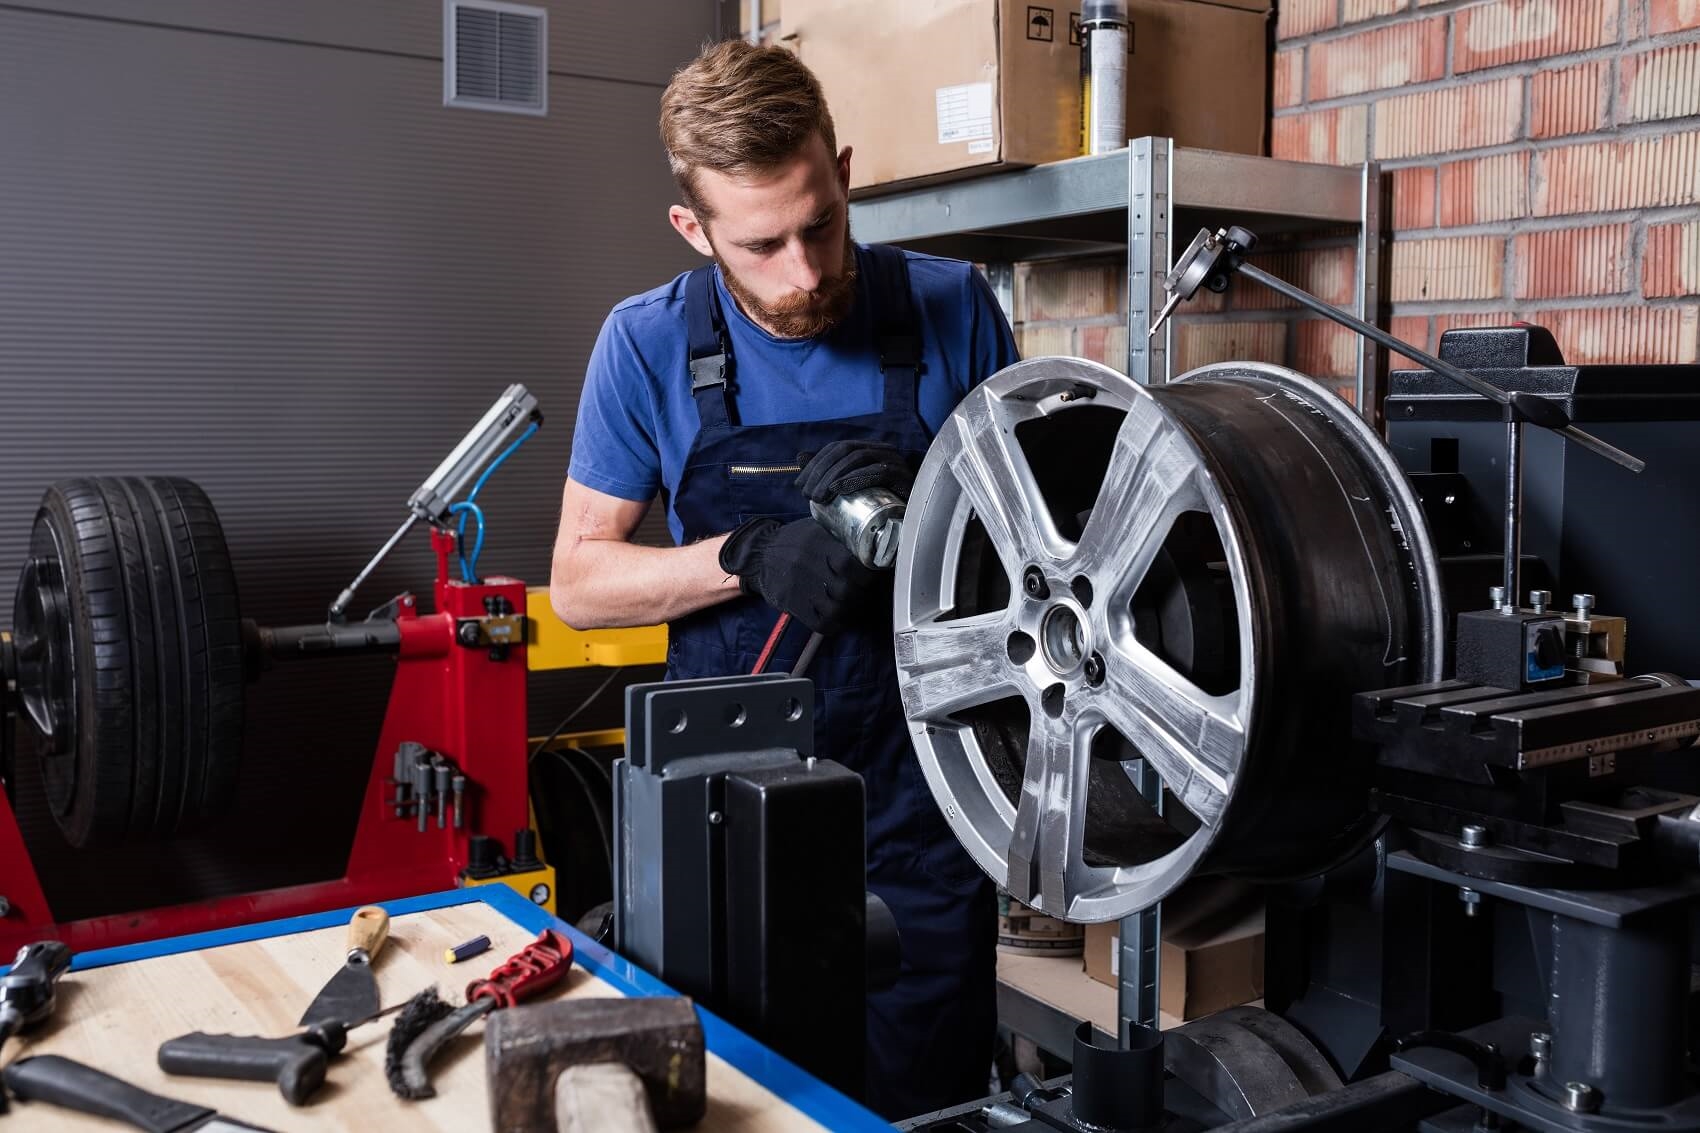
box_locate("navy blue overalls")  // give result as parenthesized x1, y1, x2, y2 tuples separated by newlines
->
(665, 246, 997, 1119)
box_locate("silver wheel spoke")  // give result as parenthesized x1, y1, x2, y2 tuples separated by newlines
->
(1091, 644, 1242, 826)
(1072, 400, 1205, 594)
(1005, 707, 1097, 912)
(942, 390, 1059, 574)
(894, 613, 1021, 724)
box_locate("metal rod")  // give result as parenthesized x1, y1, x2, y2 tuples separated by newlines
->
(328, 513, 419, 623)
(1504, 419, 1523, 614)
(1234, 262, 1645, 474)
(791, 632, 824, 679)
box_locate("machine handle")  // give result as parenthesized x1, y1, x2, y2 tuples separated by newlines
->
(158, 1032, 329, 1107)
(4, 1054, 213, 1133)
(347, 906, 389, 962)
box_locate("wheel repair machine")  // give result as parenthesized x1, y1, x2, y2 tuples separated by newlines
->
(874, 229, 1700, 1131)
(0, 386, 660, 954)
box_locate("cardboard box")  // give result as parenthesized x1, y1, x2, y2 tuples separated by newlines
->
(1082, 879, 1264, 1021)
(785, 0, 1269, 192)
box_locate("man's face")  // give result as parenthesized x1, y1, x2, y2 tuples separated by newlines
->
(669, 134, 857, 339)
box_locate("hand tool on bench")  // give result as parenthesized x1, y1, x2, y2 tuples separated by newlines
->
(156, 1000, 407, 1106)
(0, 939, 73, 1113)
(298, 904, 389, 1027)
(386, 928, 573, 1100)
(4, 1053, 278, 1132)
(483, 996, 706, 1132)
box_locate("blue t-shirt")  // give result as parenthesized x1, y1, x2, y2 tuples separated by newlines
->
(568, 245, 1020, 543)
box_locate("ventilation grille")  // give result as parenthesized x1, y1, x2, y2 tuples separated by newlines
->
(445, 1, 547, 115)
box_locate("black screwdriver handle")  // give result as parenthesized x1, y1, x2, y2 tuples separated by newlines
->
(4, 1054, 213, 1133)
(158, 1032, 328, 1106)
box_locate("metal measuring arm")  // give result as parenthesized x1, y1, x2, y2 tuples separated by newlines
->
(327, 385, 541, 623)
(1148, 225, 1644, 612)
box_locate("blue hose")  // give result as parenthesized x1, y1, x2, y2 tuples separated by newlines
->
(451, 419, 539, 583)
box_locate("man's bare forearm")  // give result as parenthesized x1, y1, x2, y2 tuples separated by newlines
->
(552, 534, 740, 629)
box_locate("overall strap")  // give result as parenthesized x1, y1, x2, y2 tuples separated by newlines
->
(684, 264, 734, 429)
(862, 244, 921, 413)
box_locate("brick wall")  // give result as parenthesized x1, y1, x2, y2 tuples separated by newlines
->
(1274, 0, 1700, 366)
(1012, 0, 1700, 389)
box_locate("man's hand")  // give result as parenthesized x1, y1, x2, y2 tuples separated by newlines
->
(719, 516, 878, 634)
(795, 440, 917, 505)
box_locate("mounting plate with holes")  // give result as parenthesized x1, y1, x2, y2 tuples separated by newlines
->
(624, 673, 814, 774)
(893, 356, 1444, 922)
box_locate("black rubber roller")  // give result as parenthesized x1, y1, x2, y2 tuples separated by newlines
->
(11, 477, 244, 847)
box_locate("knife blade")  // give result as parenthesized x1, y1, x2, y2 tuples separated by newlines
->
(299, 904, 389, 1027)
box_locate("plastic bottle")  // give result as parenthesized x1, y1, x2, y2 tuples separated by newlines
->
(1080, 0, 1130, 156)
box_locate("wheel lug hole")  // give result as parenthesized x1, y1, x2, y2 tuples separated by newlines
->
(1006, 631, 1036, 665)
(1071, 575, 1094, 609)
(1023, 567, 1050, 600)
(1042, 683, 1066, 718)
(1084, 653, 1105, 686)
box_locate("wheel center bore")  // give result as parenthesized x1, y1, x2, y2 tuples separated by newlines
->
(1041, 603, 1088, 676)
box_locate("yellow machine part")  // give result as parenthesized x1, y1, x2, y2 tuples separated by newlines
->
(461, 866, 558, 916)
(526, 586, 667, 670)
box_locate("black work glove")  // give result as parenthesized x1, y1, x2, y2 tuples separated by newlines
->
(720, 516, 879, 635)
(795, 440, 917, 505)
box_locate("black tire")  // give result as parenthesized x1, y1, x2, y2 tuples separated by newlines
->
(12, 477, 244, 846)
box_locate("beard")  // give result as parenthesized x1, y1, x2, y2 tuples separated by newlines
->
(716, 228, 858, 339)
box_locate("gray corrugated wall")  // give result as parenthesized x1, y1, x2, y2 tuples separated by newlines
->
(0, 1, 718, 918)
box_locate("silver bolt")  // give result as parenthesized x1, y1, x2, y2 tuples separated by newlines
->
(1460, 824, 1490, 848)
(1529, 590, 1552, 614)
(1459, 887, 1483, 917)
(1561, 1082, 1601, 1113)
(1572, 593, 1595, 617)
(1529, 1032, 1551, 1063)
(708, 810, 723, 825)
(1488, 586, 1507, 611)
(805, 756, 817, 771)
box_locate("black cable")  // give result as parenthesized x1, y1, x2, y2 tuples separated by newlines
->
(527, 666, 624, 765)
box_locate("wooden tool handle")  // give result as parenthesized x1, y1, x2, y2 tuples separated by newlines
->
(347, 906, 389, 961)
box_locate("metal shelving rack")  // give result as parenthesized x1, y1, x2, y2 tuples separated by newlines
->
(852, 136, 1385, 412)
(850, 136, 1384, 1047)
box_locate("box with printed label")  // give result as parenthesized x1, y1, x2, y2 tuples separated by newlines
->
(1082, 879, 1265, 1021)
(785, 0, 1270, 192)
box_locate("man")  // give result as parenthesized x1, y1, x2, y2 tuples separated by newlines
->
(552, 39, 1018, 1118)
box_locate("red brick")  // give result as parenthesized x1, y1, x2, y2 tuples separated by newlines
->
(1651, 0, 1700, 33)
(1388, 314, 1432, 369)
(1438, 153, 1530, 225)
(1017, 325, 1075, 357)
(1308, 19, 1447, 100)
(1512, 224, 1632, 298)
(1018, 260, 1121, 322)
(1621, 43, 1700, 125)
(1274, 48, 1304, 110)
(1344, 0, 1406, 23)
(1294, 319, 1359, 378)
(1234, 247, 1358, 310)
(1644, 221, 1700, 298)
(1533, 131, 1700, 215)
(1278, 0, 1337, 39)
(1078, 324, 1130, 373)
(1537, 306, 1700, 363)
(1529, 60, 1609, 138)
(1454, 0, 1618, 73)
(1174, 322, 1288, 371)
(1392, 167, 1437, 230)
(1272, 106, 1369, 164)
(1391, 236, 1506, 301)
(1373, 78, 1523, 160)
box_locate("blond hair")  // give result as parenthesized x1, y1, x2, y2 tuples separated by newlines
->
(659, 40, 838, 218)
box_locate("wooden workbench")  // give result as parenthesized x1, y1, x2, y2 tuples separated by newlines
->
(2, 887, 888, 1132)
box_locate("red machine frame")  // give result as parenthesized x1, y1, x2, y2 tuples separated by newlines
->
(0, 528, 536, 954)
